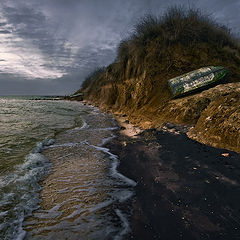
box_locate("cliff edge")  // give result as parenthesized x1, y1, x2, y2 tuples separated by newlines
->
(77, 7, 240, 153)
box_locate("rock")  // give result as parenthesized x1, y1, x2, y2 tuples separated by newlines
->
(84, 81, 240, 153)
(186, 84, 240, 153)
(221, 153, 230, 157)
(153, 82, 240, 153)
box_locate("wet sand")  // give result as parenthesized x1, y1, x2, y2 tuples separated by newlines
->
(24, 110, 136, 240)
(106, 122, 240, 240)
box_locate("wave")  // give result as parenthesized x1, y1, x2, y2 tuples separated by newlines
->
(84, 135, 136, 239)
(0, 139, 54, 240)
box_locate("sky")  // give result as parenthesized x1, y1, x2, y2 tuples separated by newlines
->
(0, 0, 239, 95)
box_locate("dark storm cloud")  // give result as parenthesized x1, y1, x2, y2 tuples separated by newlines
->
(0, 22, 7, 26)
(0, 30, 11, 34)
(1, 4, 73, 67)
(0, 0, 239, 95)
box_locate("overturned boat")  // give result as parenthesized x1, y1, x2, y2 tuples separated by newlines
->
(168, 66, 228, 98)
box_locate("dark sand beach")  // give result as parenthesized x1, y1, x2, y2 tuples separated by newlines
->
(71, 8, 240, 239)
(106, 121, 240, 240)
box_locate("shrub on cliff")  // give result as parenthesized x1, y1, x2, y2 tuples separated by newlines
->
(129, 7, 236, 49)
(81, 67, 105, 90)
(117, 6, 239, 79)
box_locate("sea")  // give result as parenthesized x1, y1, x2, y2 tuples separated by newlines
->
(0, 96, 136, 240)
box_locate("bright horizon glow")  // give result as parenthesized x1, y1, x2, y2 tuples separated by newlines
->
(0, 15, 65, 79)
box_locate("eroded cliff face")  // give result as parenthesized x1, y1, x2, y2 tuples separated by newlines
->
(83, 75, 240, 153)
(79, 8, 240, 153)
(160, 83, 240, 153)
(187, 86, 240, 152)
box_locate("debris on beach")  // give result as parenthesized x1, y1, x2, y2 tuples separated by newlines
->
(221, 153, 230, 157)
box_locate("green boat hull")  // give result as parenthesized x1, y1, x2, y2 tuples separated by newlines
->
(168, 66, 228, 97)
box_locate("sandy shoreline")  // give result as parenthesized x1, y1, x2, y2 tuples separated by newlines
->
(114, 115, 143, 138)
(23, 100, 240, 239)
(24, 107, 136, 239)
(106, 118, 240, 240)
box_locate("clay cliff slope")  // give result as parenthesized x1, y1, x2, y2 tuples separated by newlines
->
(77, 7, 240, 153)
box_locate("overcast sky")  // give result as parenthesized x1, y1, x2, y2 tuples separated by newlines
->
(0, 0, 239, 95)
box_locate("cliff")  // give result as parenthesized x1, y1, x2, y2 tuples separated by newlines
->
(77, 7, 240, 153)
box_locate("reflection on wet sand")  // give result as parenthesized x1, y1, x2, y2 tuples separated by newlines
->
(24, 109, 135, 240)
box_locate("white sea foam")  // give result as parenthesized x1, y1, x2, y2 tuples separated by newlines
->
(0, 98, 98, 239)
(101, 134, 116, 146)
(90, 144, 137, 187)
(33, 139, 55, 153)
(80, 118, 88, 129)
(0, 211, 8, 218)
(4, 106, 135, 240)
(112, 190, 134, 203)
(114, 209, 131, 240)
(89, 199, 114, 213)
(88, 127, 118, 131)
(81, 135, 136, 239)
(66, 118, 89, 133)
(63, 206, 86, 220)
(57, 187, 69, 193)
(0, 139, 54, 240)
(48, 142, 81, 148)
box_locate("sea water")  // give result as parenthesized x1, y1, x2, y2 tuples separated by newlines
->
(0, 97, 135, 240)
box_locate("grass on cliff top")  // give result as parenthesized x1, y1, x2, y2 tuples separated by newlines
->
(118, 7, 238, 61)
(79, 67, 105, 92)
(117, 6, 240, 78)
(80, 6, 240, 108)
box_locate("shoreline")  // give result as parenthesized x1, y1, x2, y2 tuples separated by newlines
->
(105, 117, 240, 239)
(23, 100, 240, 239)
(81, 81, 240, 154)
(24, 105, 136, 240)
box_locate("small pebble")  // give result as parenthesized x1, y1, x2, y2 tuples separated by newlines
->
(221, 153, 230, 157)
